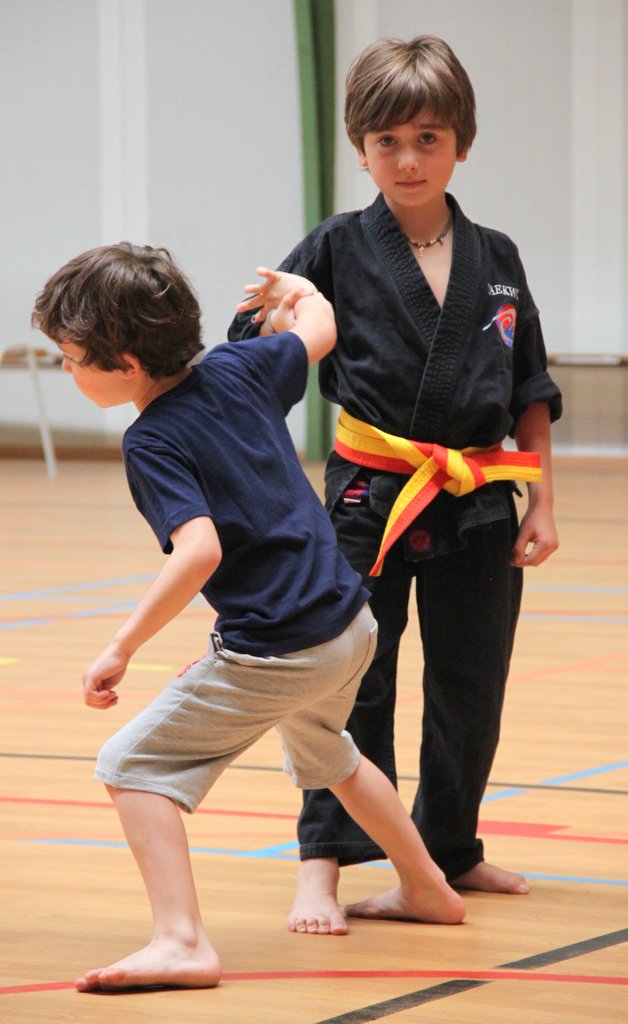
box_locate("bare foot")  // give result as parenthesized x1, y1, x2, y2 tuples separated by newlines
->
(288, 858, 348, 935)
(452, 861, 529, 894)
(346, 876, 465, 925)
(75, 935, 222, 992)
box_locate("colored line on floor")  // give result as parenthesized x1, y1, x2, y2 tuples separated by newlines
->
(3, 603, 628, 630)
(313, 927, 628, 1023)
(0, 795, 298, 820)
(540, 762, 628, 784)
(524, 584, 628, 593)
(520, 613, 628, 623)
(0, 753, 292, 777)
(5, 573, 627, 606)
(9, 838, 628, 886)
(524, 873, 628, 887)
(0, 618, 49, 630)
(482, 760, 628, 803)
(2, 750, 628, 800)
(350, 864, 628, 888)
(486, 780, 628, 796)
(3, 795, 628, 845)
(0, 604, 139, 629)
(0, 575, 157, 601)
(2, 967, 627, 998)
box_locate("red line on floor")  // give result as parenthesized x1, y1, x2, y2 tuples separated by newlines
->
(2, 968, 627, 995)
(395, 651, 628, 699)
(523, 608, 628, 617)
(0, 795, 297, 820)
(477, 819, 628, 845)
(3, 797, 628, 843)
(550, 557, 628, 567)
(509, 650, 628, 684)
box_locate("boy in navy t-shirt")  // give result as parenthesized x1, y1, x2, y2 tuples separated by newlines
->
(32, 243, 465, 993)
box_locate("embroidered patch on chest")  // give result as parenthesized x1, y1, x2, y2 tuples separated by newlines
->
(482, 303, 517, 348)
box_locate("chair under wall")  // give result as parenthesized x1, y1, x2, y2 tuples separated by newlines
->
(0, 344, 58, 477)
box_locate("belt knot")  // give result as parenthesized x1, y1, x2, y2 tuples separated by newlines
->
(334, 409, 542, 576)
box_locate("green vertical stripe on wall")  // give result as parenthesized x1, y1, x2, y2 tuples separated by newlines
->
(294, 0, 335, 460)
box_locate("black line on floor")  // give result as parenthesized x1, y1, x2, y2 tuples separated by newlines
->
(1, 753, 627, 795)
(314, 980, 488, 1023)
(3, 749, 626, 794)
(0, 752, 95, 761)
(501, 926, 628, 969)
(484, 780, 628, 796)
(0, 752, 275, 772)
(313, 927, 628, 1023)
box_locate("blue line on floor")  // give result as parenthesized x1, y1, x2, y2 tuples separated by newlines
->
(16, 839, 628, 886)
(520, 613, 628, 623)
(0, 575, 156, 601)
(482, 761, 628, 803)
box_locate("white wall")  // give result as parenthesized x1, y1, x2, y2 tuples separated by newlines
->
(1, 0, 626, 451)
(1, 0, 305, 446)
(336, 0, 626, 362)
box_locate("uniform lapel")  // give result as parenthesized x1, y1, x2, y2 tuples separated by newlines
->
(361, 193, 437, 359)
(361, 194, 482, 441)
(410, 196, 482, 439)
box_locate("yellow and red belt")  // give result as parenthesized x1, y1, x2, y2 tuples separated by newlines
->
(334, 409, 542, 577)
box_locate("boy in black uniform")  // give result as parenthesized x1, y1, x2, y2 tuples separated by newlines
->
(231, 35, 562, 936)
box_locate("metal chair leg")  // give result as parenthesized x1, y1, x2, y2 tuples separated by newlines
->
(25, 347, 57, 478)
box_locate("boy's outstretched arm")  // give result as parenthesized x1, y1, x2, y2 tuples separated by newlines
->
(82, 516, 221, 709)
(271, 288, 336, 365)
(511, 402, 559, 567)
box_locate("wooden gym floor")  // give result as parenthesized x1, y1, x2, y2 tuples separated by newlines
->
(1, 455, 627, 1023)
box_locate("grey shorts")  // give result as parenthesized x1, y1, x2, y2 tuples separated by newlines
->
(94, 604, 377, 812)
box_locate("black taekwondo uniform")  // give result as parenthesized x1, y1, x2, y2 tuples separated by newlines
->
(229, 192, 562, 880)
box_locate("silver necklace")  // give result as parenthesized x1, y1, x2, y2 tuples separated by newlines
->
(405, 219, 452, 256)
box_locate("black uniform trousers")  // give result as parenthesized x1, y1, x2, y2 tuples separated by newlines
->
(298, 490, 523, 882)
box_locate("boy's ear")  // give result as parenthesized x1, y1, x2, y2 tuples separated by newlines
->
(457, 147, 469, 164)
(120, 352, 142, 377)
(356, 147, 368, 169)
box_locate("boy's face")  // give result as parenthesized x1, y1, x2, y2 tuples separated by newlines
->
(58, 340, 138, 408)
(358, 111, 467, 218)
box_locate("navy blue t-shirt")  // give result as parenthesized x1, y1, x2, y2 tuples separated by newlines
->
(122, 332, 368, 655)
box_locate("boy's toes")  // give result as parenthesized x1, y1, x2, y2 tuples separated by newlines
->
(329, 918, 349, 935)
(75, 969, 105, 992)
(289, 914, 346, 935)
(308, 916, 330, 934)
(289, 915, 313, 933)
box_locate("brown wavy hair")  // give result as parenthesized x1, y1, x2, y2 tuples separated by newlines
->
(345, 35, 476, 156)
(32, 242, 203, 377)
